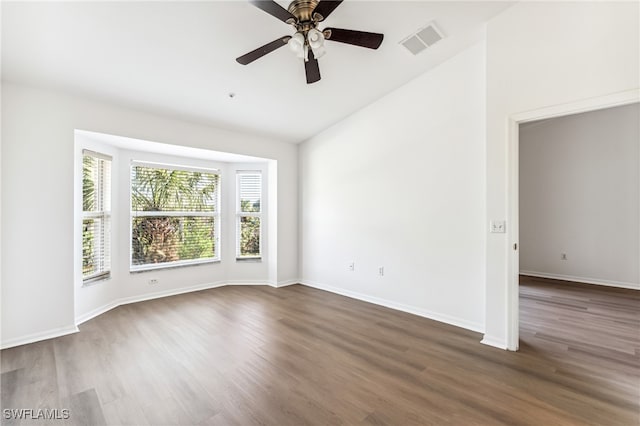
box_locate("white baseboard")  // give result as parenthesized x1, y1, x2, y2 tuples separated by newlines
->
(75, 300, 120, 325)
(1, 324, 79, 350)
(8, 279, 489, 350)
(480, 335, 509, 350)
(76, 280, 228, 326)
(520, 271, 639, 290)
(275, 279, 298, 288)
(300, 280, 484, 333)
(117, 280, 228, 307)
(9, 280, 286, 349)
(224, 280, 272, 286)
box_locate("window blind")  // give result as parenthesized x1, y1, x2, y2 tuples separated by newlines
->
(130, 163, 220, 270)
(82, 151, 112, 282)
(238, 173, 262, 213)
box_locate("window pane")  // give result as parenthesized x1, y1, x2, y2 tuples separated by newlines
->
(82, 152, 111, 281)
(131, 166, 218, 212)
(130, 164, 220, 269)
(83, 218, 97, 276)
(239, 173, 261, 213)
(83, 156, 97, 211)
(131, 216, 216, 266)
(82, 216, 111, 279)
(239, 216, 260, 257)
(83, 155, 111, 212)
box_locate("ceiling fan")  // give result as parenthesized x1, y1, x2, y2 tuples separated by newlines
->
(236, 0, 384, 84)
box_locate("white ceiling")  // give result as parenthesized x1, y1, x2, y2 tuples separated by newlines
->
(2, 1, 512, 143)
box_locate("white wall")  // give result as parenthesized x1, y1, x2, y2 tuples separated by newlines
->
(1, 82, 298, 348)
(485, 1, 640, 348)
(519, 103, 639, 289)
(299, 42, 487, 332)
(73, 136, 121, 326)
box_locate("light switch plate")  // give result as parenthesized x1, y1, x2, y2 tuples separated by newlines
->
(490, 220, 506, 233)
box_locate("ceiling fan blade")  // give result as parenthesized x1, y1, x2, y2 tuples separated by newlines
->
(312, 0, 343, 21)
(249, 0, 296, 23)
(236, 36, 292, 65)
(305, 50, 321, 84)
(324, 27, 384, 49)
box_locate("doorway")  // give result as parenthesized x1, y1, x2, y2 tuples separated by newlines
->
(505, 90, 640, 350)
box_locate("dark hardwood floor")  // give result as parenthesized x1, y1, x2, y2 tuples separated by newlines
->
(2, 280, 639, 425)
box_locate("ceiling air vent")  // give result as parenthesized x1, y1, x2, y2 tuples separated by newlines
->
(400, 22, 444, 56)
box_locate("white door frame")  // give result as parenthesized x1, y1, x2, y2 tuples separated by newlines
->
(505, 89, 640, 351)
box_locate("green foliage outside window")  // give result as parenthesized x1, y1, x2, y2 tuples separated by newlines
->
(131, 166, 218, 267)
(82, 156, 96, 276)
(82, 153, 110, 279)
(239, 202, 260, 257)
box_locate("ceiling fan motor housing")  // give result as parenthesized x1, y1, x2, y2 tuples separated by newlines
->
(287, 0, 320, 23)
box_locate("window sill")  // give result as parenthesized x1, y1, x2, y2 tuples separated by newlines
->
(82, 273, 111, 287)
(130, 258, 221, 274)
(236, 257, 262, 263)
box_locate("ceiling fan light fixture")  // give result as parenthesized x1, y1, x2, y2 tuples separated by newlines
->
(311, 45, 326, 59)
(288, 32, 306, 58)
(307, 28, 324, 49)
(307, 27, 326, 59)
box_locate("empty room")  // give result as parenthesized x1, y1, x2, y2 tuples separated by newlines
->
(1, 1, 638, 425)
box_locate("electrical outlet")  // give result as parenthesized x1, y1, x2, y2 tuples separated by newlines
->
(348, 262, 355, 271)
(148, 278, 159, 285)
(378, 267, 384, 276)
(490, 220, 506, 233)
(561, 253, 567, 260)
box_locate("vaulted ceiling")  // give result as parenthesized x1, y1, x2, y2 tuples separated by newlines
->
(2, 1, 512, 143)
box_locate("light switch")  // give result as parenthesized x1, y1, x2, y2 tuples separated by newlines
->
(490, 220, 506, 233)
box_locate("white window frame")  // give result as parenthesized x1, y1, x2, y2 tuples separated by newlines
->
(236, 171, 262, 260)
(82, 150, 112, 284)
(129, 161, 221, 272)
